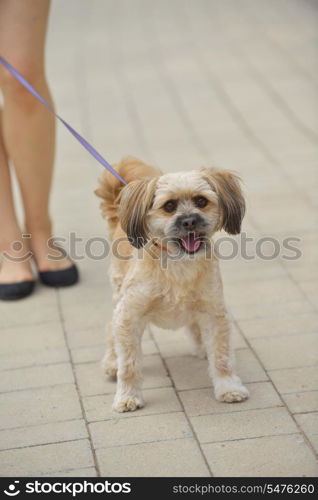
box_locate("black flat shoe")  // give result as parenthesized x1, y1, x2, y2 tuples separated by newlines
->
(39, 264, 79, 287)
(0, 280, 36, 301)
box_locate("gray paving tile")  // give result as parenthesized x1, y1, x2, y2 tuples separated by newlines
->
(0, 440, 94, 476)
(203, 434, 318, 477)
(97, 439, 210, 477)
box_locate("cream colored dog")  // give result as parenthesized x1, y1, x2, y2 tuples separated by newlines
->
(96, 157, 249, 412)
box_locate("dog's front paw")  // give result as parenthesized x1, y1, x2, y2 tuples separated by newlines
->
(214, 375, 249, 403)
(112, 393, 144, 413)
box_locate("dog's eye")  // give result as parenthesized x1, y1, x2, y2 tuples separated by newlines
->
(194, 196, 208, 208)
(163, 199, 178, 213)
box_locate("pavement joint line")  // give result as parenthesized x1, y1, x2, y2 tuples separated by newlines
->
(149, 330, 214, 477)
(0, 319, 61, 331)
(235, 330, 318, 341)
(83, 404, 290, 424)
(190, 405, 290, 418)
(56, 289, 101, 477)
(158, 345, 248, 358)
(267, 364, 318, 373)
(0, 437, 89, 453)
(40, 465, 97, 476)
(230, 310, 316, 321)
(0, 362, 69, 373)
(292, 410, 318, 416)
(1, 360, 71, 373)
(86, 409, 184, 422)
(174, 404, 285, 419)
(233, 318, 318, 460)
(0, 381, 76, 396)
(0, 418, 85, 433)
(93, 435, 201, 451)
(259, 363, 318, 372)
(200, 432, 305, 446)
(281, 389, 318, 396)
(177, 380, 274, 393)
(0, 381, 75, 396)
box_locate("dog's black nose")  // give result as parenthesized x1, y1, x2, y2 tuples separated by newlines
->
(181, 215, 198, 229)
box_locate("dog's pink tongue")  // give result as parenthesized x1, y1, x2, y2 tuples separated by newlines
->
(181, 233, 201, 252)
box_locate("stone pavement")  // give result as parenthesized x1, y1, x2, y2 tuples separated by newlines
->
(0, 0, 317, 477)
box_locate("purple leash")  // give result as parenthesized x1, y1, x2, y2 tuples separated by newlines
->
(0, 55, 127, 185)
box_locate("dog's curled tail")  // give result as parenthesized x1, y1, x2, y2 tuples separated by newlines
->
(95, 156, 160, 235)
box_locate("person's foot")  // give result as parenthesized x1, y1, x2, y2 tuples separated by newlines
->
(28, 227, 79, 287)
(29, 228, 73, 272)
(0, 233, 34, 284)
(0, 236, 35, 299)
(0, 259, 34, 284)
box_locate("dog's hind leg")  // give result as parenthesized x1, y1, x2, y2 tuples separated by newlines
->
(185, 323, 206, 359)
(101, 322, 118, 378)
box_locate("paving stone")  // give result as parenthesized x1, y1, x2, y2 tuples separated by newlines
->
(225, 278, 304, 306)
(0, 347, 69, 371)
(62, 301, 109, 332)
(0, 419, 87, 450)
(203, 434, 318, 477)
(269, 366, 318, 394)
(0, 439, 94, 476)
(0, 363, 74, 393)
(299, 281, 318, 309)
(89, 412, 192, 448)
(0, 289, 59, 329)
(191, 407, 298, 443)
(48, 467, 97, 477)
(0, 384, 82, 429)
(0, 322, 66, 355)
(71, 345, 105, 364)
(237, 313, 318, 340)
(97, 439, 210, 476)
(250, 333, 318, 370)
(67, 326, 105, 349)
(283, 391, 318, 414)
(294, 413, 318, 453)
(231, 299, 314, 321)
(180, 382, 282, 417)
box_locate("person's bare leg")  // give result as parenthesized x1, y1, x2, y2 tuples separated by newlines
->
(0, 0, 71, 278)
(0, 109, 33, 283)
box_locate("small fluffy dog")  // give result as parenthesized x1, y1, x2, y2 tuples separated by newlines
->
(96, 157, 249, 412)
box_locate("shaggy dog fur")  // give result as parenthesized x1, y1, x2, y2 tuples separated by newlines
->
(96, 156, 249, 412)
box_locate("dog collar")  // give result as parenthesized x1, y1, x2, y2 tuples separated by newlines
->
(151, 239, 170, 253)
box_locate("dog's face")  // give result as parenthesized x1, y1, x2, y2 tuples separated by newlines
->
(119, 168, 245, 254)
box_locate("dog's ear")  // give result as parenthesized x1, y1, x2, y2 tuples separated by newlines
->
(119, 177, 158, 248)
(201, 168, 245, 234)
